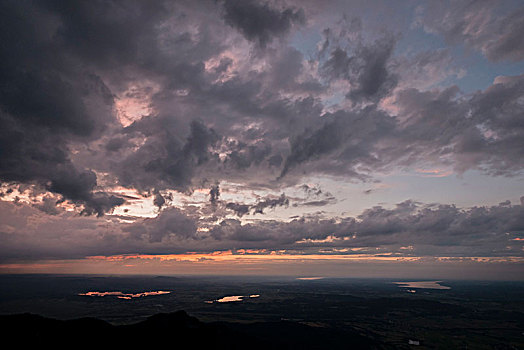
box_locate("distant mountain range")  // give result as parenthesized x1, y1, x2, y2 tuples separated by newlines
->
(1, 311, 386, 349)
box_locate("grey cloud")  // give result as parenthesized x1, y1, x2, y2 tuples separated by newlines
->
(125, 207, 198, 243)
(394, 48, 465, 90)
(483, 7, 524, 62)
(210, 218, 273, 242)
(279, 117, 347, 178)
(320, 20, 398, 104)
(46, 168, 124, 216)
(115, 119, 221, 192)
(252, 193, 289, 214)
(1, 198, 523, 261)
(416, 1, 524, 62)
(345, 36, 398, 103)
(153, 189, 166, 209)
(80, 193, 126, 217)
(224, 139, 273, 170)
(222, 0, 305, 48)
(224, 186, 335, 217)
(279, 108, 396, 179)
(278, 72, 523, 180)
(209, 184, 220, 206)
(41, 0, 170, 68)
(294, 184, 336, 207)
(225, 202, 251, 217)
(300, 184, 323, 197)
(105, 136, 131, 153)
(267, 46, 324, 93)
(215, 199, 524, 257)
(296, 199, 336, 207)
(0, 1, 127, 214)
(34, 196, 61, 216)
(395, 74, 524, 176)
(225, 193, 290, 217)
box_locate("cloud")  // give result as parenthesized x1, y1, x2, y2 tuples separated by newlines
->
(415, 1, 524, 62)
(41, 0, 170, 68)
(0, 0, 523, 266)
(34, 196, 61, 216)
(297, 199, 336, 207)
(393, 48, 465, 90)
(394, 74, 524, 175)
(225, 193, 290, 217)
(209, 184, 220, 206)
(279, 107, 396, 178)
(113, 119, 221, 193)
(252, 193, 290, 214)
(2, 196, 522, 261)
(344, 36, 398, 103)
(153, 190, 166, 209)
(214, 199, 524, 257)
(0, 1, 134, 215)
(293, 184, 336, 207)
(126, 207, 198, 243)
(222, 0, 305, 48)
(225, 202, 251, 217)
(319, 18, 398, 104)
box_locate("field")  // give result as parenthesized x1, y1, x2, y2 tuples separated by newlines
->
(1, 275, 523, 349)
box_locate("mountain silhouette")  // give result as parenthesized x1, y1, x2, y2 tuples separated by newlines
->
(1, 310, 385, 349)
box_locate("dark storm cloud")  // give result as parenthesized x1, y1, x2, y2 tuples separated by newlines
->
(225, 193, 289, 217)
(34, 196, 61, 216)
(416, 1, 524, 62)
(252, 193, 289, 214)
(0, 0, 240, 214)
(222, 0, 305, 48)
(209, 184, 220, 206)
(279, 108, 396, 179)
(318, 16, 398, 105)
(223, 186, 334, 218)
(225, 202, 251, 217)
(0, 98, 122, 216)
(153, 189, 166, 209)
(279, 115, 347, 178)
(322, 35, 398, 103)
(300, 184, 323, 197)
(295, 184, 336, 207)
(40, 0, 169, 67)
(223, 138, 273, 170)
(48, 167, 125, 216)
(125, 207, 198, 243)
(115, 119, 221, 192)
(296, 199, 336, 207)
(0, 0, 152, 214)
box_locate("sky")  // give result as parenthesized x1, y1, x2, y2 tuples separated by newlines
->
(0, 0, 523, 279)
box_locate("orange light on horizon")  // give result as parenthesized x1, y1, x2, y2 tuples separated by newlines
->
(82, 251, 524, 264)
(2, 250, 523, 276)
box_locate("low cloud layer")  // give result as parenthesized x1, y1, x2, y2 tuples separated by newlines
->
(1, 198, 522, 262)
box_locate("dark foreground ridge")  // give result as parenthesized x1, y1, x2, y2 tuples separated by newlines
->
(0, 311, 386, 349)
